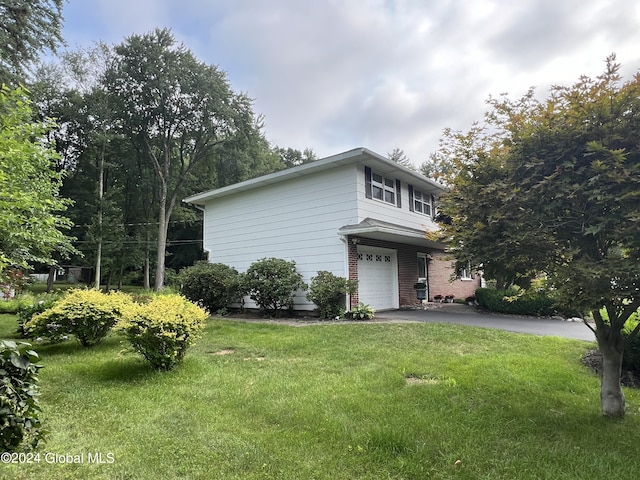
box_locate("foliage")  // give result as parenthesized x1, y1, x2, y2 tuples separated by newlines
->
(436, 55, 640, 417)
(117, 294, 208, 370)
(306, 271, 358, 319)
(0, 340, 45, 452)
(16, 293, 62, 337)
(475, 288, 556, 316)
(349, 302, 375, 320)
(179, 261, 241, 314)
(623, 314, 640, 373)
(0, 0, 65, 85)
(0, 86, 77, 275)
(242, 258, 306, 315)
(105, 28, 270, 290)
(25, 289, 132, 346)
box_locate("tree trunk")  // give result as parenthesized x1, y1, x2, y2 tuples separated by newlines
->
(154, 200, 168, 291)
(143, 250, 150, 290)
(596, 326, 625, 418)
(46, 266, 56, 293)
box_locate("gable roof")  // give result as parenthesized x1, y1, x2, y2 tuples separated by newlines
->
(184, 147, 445, 205)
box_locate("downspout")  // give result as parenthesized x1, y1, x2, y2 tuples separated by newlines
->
(338, 233, 351, 313)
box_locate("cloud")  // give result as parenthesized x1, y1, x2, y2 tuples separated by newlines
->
(61, 0, 640, 165)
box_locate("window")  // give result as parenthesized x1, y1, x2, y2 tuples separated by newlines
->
(413, 189, 431, 215)
(459, 261, 473, 280)
(365, 166, 401, 207)
(408, 185, 435, 217)
(372, 172, 395, 204)
(417, 254, 428, 282)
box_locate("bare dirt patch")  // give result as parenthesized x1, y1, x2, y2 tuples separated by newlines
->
(582, 348, 640, 389)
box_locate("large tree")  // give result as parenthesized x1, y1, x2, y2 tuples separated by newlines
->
(105, 29, 266, 289)
(0, 85, 76, 275)
(439, 55, 640, 418)
(0, 0, 65, 85)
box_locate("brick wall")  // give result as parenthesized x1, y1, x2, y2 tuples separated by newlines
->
(428, 250, 481, 301)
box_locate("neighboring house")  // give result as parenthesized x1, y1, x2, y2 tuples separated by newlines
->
(184, 148, 481, 312)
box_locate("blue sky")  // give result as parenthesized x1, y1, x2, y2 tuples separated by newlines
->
(59, 0, 640, 167)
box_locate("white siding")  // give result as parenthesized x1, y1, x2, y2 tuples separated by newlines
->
(202, 164, 360, 310)
(355, 165, 439, 232)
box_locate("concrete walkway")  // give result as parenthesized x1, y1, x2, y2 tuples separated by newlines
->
(375, 303, 596, 342)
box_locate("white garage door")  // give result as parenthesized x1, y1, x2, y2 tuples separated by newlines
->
(357, 249, 398, 310)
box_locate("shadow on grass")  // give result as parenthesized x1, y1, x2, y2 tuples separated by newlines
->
(91, 356, 156, 384)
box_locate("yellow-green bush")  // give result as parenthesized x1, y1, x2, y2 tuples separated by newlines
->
(24, 289, 133, 346)
(117, 294, 208, 370)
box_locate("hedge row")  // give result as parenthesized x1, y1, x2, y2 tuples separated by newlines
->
(475, 288, 556, 316)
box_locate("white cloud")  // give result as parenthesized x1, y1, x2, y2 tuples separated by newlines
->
(61, 0, 640, 165)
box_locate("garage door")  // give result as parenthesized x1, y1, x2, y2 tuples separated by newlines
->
(357, 249, 398, 310)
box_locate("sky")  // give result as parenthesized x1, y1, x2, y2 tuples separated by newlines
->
(59, 0, 640, 167)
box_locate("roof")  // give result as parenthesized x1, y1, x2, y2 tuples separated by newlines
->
(184, 147, 446, 205)
(338, 217, 447, 248)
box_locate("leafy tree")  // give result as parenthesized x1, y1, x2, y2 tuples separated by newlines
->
(275, 146, 317, 169)
(105, 29, 266, 290)
(0, 85, 76, 275)
(439, 55, 640, 418)
(0, 0, 65, 85)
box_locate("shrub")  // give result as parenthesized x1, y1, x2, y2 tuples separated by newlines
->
(0, 340, 45, 452)
(242, 258, 306, 315)
(117, 294, 208, 370)
(475, 287, 556, 316)
(25, 289, 133, 346)
(307, 271, 358, 319)
(623, 313, 640, 373)
(349, 303, 375, 320)
(16, 293, 62, 337)
(179, 261, 241, 314)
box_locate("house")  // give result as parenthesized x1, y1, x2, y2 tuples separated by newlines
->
(184, 148, 481, 312)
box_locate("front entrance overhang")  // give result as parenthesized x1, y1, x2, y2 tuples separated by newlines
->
(338, 217, 447, 249)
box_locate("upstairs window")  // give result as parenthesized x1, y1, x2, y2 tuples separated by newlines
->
(413, 189, 431, 215)
(365, 166, 401, 208)
(408, 185, 434, 217)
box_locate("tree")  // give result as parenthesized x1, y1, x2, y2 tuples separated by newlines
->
(105, 28, 263, 290)
(0, 85, 76, 275)
(0, 0, 65, 85)
(275, 146, 317, 169)
(438, 55, 640, 417)
(388, 147, 414, 170)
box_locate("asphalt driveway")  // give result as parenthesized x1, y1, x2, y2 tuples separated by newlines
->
(375, 303, 596, 342)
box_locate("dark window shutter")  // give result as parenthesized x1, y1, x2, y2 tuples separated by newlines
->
(364, 166, 372, 199)
(395, 179, 401, 208)
(431, 194, 436, 218)
(408, 185, 415, 212)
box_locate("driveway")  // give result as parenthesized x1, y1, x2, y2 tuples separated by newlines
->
(375, 303, 596, 342)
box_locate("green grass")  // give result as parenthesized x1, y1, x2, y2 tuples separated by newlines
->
(1, 314, 639, 479)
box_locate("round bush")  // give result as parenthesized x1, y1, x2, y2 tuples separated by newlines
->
(179, 261, 241, 314)
(117, 294, 208, 370)
(24, 289, 133, 346)
(242, 258, 306, 314)
(307, 271, 358, 319)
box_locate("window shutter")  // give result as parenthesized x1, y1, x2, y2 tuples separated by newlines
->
(431, 194, 436, 218)
(364, 166, 372, 199)
(408, 185, 415, 212)
(395, 179, 401, 208)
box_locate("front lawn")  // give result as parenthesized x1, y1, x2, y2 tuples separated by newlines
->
(1, 315, 639, 479)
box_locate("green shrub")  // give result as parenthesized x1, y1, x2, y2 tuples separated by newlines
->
(349, 303, 375, 320)
(307, 271, 358, 319)
(117, 294, 208, 370)
(179, 261, 241, 314)
(25, 289, 133, 346)
(623, 312, 640, 373)
(475, 288, 556, 316)
(242, 258, 306, 315)
(16, 293, 62, 337)
(0, 340, 45, 452)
